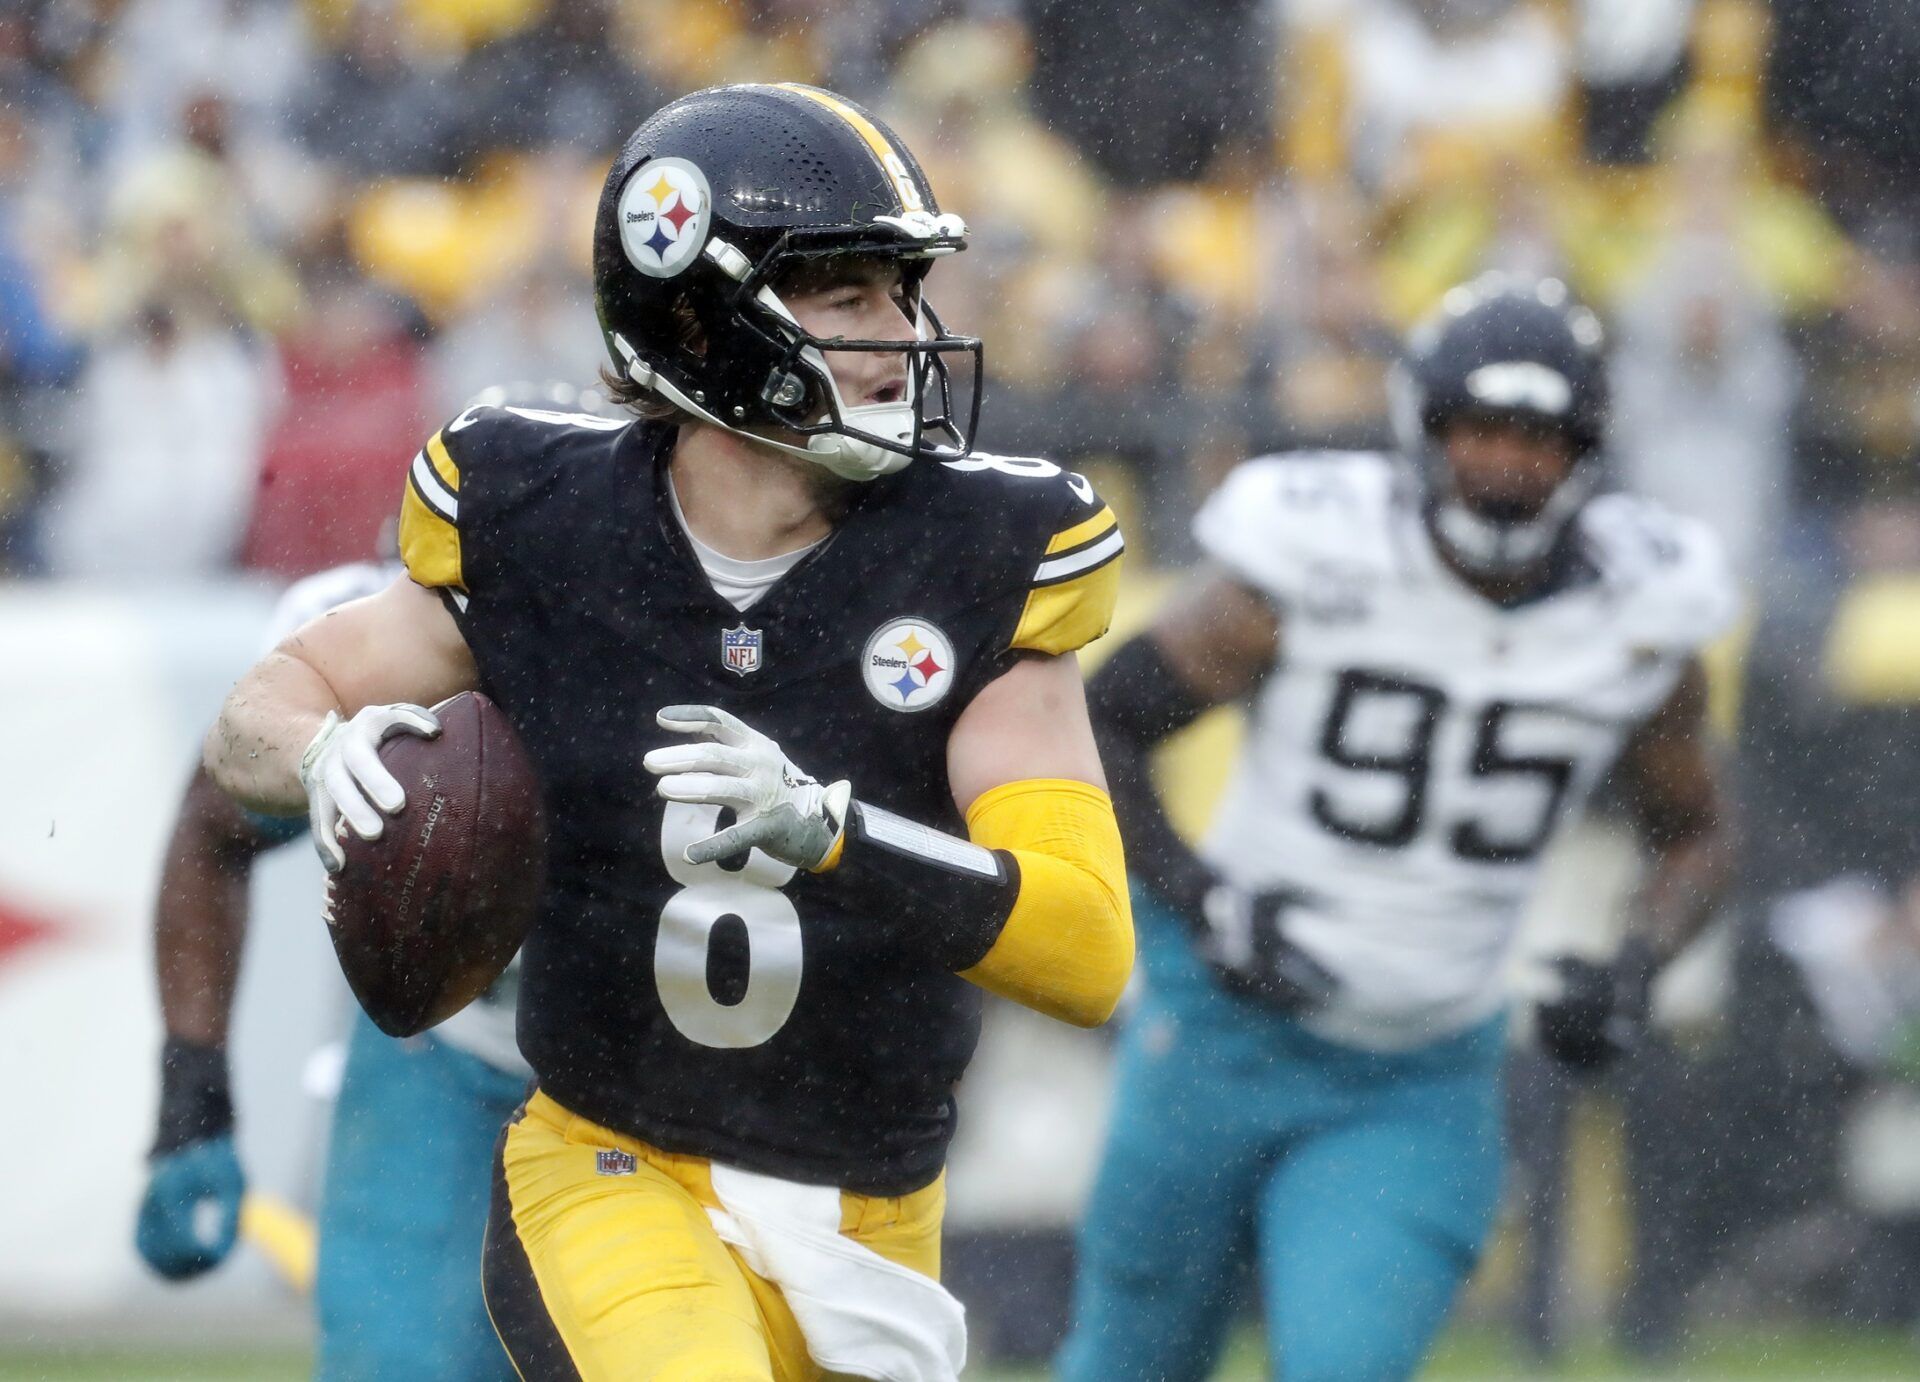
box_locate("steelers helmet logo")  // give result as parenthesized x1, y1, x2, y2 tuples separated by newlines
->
(862, 618, 957, 713)
(618, 157, 711, 279)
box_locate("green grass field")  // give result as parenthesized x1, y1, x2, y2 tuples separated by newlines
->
(1, 1327, 1914, 1380)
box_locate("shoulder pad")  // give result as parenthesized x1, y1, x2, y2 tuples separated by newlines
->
(436, 401, 627, 476)
(1192, 451, 1398, 601)
(1581, 493, 1740, 653)
(935, 449, 1091, 501)
(934, 452, 1125, 656)
(397, 405, 630, 596)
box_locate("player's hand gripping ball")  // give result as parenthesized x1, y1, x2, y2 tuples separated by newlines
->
(306, 693, 547, 1037)
(300, 701, 442, 872)
(643, 705, 850, 871)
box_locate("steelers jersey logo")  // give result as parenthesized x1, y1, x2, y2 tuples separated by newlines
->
(862, 618, 957, 713)
(618, 157, 711, 279)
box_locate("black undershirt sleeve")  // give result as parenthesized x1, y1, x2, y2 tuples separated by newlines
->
(151, 1037, 234, 1156)
(1085, 636, 1218, 919)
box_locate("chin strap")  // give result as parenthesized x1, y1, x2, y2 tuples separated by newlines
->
(1431, 467, 1595, 577)
(614, 330, 913, 483)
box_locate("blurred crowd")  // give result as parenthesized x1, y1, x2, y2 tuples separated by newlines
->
(9, 0, 1920, 1355)
(1, 0, 1914, 580)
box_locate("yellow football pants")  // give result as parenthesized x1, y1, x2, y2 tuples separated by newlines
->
(482, 1090, 945, 1381)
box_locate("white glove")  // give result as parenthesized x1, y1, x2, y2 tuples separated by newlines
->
(298, 703, 441, 872)
(643, 705, 850, 870)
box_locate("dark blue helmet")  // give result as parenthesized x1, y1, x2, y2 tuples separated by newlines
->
(1390, 275, 1609, 575)
(1396, 274, 1608, 458)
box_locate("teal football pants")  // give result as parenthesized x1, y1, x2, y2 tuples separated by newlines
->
(315, 1013, 529, 1382)
(1057, 895, 1507, 1382)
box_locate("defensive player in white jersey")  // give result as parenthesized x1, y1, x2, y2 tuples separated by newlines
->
(1057, 276, 1737, 1382)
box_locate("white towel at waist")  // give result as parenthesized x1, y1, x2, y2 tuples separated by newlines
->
(704, 1162, 966, 1382)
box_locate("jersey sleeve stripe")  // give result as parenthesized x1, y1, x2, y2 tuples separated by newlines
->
(1033, 528, 1125, 586)
(397, 486, 464, 592)
(409, 451, 459, 524)
(1010, 552, 1125, 654)
(425, 431, 461, 490)
(1045, 505, 1117, 556)
(397, 432, 464, 592)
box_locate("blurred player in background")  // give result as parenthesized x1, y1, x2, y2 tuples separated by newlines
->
(136, 384, 595, 1379)
(1059, 276, 1737, 1382)
(203, 84, 1133, 1380)
(136, 556, 526, 1381)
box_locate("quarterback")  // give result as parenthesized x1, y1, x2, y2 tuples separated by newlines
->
(1059, 277, 1736, 1382)
(203, 85, 1132, 1381)
(137, 558, 526, 1381)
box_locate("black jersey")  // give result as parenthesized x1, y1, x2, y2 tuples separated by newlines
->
(396, 405, 1124, 1194)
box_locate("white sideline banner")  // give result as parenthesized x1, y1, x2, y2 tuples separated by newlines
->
(0, 581, 347, 1323)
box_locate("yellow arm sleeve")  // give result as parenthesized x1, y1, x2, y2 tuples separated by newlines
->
(958, 778, 1134, 1028)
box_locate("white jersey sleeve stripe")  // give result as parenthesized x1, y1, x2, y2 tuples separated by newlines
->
(409, 451, 459, 524)
(1033, 529, 1125, 585)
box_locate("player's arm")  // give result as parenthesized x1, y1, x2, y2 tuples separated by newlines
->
(208, 421, 481, 866)
(204, 578, 476, 818)
(157, 767, 291, 1048)
(138, 765, 296, 1280)
(647, 482, 1135, 1027)
(1084, 569, 1339, 1012)
(1617, 659, 1731, 960)
(1535, 659, 1732, 1070)
(1086, 567, 1278, 914)
(934, 649, 1131, 1027)
(207, 426, 479, 862)
(643, 658, 1134, 1028)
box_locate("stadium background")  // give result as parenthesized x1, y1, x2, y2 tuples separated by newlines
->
(6, 0, 1920, 1376)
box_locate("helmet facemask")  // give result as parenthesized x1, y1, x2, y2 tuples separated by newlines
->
(1426, 454, 1597, 577)
(731, 229, 982, 480)
(612, 222, 983, 482)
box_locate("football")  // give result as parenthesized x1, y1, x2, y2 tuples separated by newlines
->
(323, 691, 546, 1038)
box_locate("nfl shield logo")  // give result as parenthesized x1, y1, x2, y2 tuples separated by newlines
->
(721, 624, 762, 676)
(596, 1149, 636, 1177)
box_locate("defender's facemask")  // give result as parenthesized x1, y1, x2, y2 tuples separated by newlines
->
(1427, 463, 1596, 576)
(1389, 357, 1594, 579)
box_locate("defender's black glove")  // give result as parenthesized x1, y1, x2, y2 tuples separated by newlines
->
(136, 1038, 244, 1280)
(1536, 937, 1659, 1072)
(1193, 884, 1341, 1016)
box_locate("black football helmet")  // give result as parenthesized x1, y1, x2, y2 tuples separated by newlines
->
(1390, 274, 1609, 575)
(593, 83, 980, 480)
